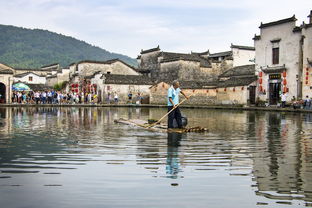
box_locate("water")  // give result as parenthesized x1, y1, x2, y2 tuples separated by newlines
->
(0, 107, 312, 207)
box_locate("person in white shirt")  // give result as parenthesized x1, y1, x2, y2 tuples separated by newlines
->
(281, 92, 287, 108)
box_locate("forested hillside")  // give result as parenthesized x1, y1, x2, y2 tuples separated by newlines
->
(0, 24, 137, 68)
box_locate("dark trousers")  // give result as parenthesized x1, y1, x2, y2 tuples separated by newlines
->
(281, 101, 286, 108)
(168, 106, 182, 128)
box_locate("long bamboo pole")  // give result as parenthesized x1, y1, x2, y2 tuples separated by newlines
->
(146, 92, 194, 128)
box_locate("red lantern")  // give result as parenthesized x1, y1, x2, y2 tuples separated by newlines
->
(76, 84, 79, 88)
(283, 79, 287, 85)
(283, 87, 287, 93)
(306, 71, 309, 76)
(71, 84, 74, 88)
(241, 87, 244, 90)
(216, 89, 218, 93)
(162, 83, 165, 88)
(224, 88, 227, 91)
(283, 71, 286, 78)
(206, 90, 209, 93)
(259, 78, 262, 84)
(75, 89, 78, 93)
(259, 86, 263, 92)
(259, 71, 263, 77)
(286, 88, 289, 92)
(233, 87, 235, 92)
(306, 81, 309, 85)
(307, 68, 309, 71)
(306, 76, 309, 80)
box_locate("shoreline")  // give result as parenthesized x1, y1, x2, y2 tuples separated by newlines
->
(0, 103, 312, 113)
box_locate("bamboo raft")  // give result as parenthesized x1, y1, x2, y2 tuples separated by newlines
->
(114, 118, 208, 133)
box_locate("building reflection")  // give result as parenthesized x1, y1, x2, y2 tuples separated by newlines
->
(1, 107, 312, 203)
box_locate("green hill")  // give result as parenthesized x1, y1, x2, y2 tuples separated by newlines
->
(0, 24, 137, 68)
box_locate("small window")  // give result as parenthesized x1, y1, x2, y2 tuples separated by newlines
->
(107, 71, 111, 74)
(29, 76, 33, 81)
(272, 47, 279, 65)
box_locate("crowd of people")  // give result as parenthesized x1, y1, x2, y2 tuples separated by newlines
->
(11, 91, 99, 104)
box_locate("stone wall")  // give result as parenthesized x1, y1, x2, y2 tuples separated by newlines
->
(78, 61, 139, 77)
(139, 51, 161, 79)
(149, 82, 252, 105)
(103, 84, 151, 103)
(0, 74, 13, 103)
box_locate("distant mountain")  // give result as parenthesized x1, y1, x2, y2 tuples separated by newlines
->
(0, 24, 137, 68)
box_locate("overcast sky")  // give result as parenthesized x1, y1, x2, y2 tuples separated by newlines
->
(0, 0, 311, 58)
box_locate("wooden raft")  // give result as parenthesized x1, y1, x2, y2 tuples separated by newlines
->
(114, 118, 208, 133)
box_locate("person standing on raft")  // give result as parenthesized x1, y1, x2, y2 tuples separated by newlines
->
(167, 80, 189, 129)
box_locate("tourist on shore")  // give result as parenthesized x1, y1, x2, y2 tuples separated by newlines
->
(304, 96, 311, 110)
(281, 92, 287, 108)
(47, 91, 52, 104)
(128, 92, 132, 104)
(34, 91, 40, 104)
(167, 80, 189, 129)
(114, 93, 118, 104)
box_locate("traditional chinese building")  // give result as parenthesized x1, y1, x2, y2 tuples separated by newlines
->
(254, 11, 312, 105)
(0, 63, 14, 103)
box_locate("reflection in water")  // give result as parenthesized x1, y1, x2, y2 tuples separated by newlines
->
(166, 133, 183, 179)
(0, 107, 312, 207)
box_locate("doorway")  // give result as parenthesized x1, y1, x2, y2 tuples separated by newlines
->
(269, 83, 281, 105)
(0, 83, 6, 103)
(249, 86, 256, 105)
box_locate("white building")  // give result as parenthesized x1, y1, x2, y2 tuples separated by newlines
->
(302, 11, 312, 98)
(254, 13, 312, 105)
(0, 63, 14, 103)
(14, 72, 46, 84)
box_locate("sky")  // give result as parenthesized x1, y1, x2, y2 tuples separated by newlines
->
(0, 0, 311, 58)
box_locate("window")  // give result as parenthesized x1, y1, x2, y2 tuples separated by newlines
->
(29, 76, 33, 81)
(272, 47, 279, 65)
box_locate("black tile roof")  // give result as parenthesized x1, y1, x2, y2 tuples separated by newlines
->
(261, 65, 286, 73)
(259, 15, 297, 29)
(75, 59, 137, 71)
(231, 44, 255, 51)
(0, 69, 14, 74)
(140, 46, 160, 54)
(217, 76, 257, 88)
(104, 74, 154, 85)
(219, 64, 255, 78)
(209, 51, 232, 58)
(160, 52, 211, 68)
(40, 63, 59, 69)
(14, 72, 45, 78)
(293, 26, 302, 33)
(253, 35, 261, 41)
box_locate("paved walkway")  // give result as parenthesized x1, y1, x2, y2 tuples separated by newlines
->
(0, 103, 312, 113)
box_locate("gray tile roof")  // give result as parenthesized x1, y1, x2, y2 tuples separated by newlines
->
(160, 52, 211, 68)
(219, 64, 255, 78)
(217, 76, 257, 88)
(14, 72, 45, 78)
(104, 74, 154, 85)
(209, 51, 232, 58)
(231, 44, 255, 51)
(261, 65, 286, 73)
(259, 15, 297, 29)
(140, 46, 160, 54)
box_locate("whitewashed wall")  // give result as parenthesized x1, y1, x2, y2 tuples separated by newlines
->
(14, 73, 46, 84)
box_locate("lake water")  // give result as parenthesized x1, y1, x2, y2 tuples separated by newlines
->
(0, 107, 312, 208)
